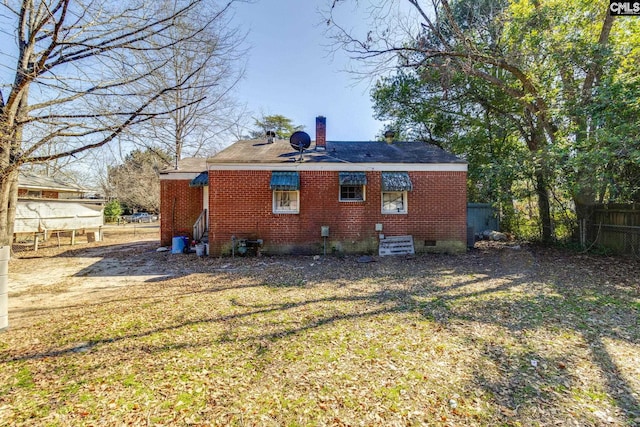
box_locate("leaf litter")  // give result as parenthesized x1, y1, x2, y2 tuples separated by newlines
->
(0, 232, 639, 426)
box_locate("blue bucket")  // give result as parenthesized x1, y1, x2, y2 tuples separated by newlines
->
(171, 236, 186, 254)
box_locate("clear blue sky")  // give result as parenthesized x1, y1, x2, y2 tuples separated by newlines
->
(232, 0, 386, 141)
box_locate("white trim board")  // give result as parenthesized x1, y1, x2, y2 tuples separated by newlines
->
(159, 172, 202, 180)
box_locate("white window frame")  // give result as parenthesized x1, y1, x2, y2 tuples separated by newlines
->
(339, 184, 366, 202)
(273, 190, 299, 214)
(381, 191, 408, 214)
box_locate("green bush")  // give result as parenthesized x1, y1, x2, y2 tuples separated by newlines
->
(104, 200, 123, 223)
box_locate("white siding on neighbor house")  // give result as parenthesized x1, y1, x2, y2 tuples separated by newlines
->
(15, 200, 104, 233)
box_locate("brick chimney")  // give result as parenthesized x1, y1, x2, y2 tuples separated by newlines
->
(315, 116, 326, 150)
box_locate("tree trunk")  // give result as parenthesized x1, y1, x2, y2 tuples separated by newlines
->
(1, 96, 22, 246)
(0, 169, 18, 246)
(499, 188, 517, 233)
(1, 79, 27, 246)
(535, 168, 553, 244)
(524, 109, 554, 244)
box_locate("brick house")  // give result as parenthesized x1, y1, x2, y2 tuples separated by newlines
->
(160, 117, 468, 256)
(159, 157, 209, 246)
(18, 172, 93, 200)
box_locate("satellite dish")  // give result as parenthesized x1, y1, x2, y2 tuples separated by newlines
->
(289, 131, 311, 152)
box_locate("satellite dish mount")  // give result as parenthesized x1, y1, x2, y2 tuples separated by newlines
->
(289, 131, 311, 162)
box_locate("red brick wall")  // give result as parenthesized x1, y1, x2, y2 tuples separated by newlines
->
(208, 170, 466, 255)
(160, 180, 203, 246)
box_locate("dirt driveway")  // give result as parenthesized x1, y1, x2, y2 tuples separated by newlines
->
(8, 225, 172, 326)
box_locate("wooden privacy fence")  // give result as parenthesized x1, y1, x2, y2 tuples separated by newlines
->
(584, 203, 640, 256)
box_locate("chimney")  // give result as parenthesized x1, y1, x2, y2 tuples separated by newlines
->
(315, 116, 326, 150)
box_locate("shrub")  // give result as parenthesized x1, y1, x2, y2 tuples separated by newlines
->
(104, 200, 123, 223)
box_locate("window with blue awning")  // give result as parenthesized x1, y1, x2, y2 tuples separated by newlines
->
(381, 172, 413, 191)
(270, 171, 299, 190)
(189, 171, 209, 187)
(339, 171, 367, 186)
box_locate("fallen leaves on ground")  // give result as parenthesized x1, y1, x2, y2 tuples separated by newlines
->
(1, 236, 639, 426)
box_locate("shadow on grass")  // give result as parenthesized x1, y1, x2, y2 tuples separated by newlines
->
(3, 246, 639, 422)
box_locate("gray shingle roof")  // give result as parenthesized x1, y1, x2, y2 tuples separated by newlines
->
(161, 157, 208, 174)
(18, 172, 88, 193)
(208, 140, 465, 165)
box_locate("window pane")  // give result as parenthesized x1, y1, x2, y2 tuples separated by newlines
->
(382, 192, 405, 213)
(279, 191, 291, 207)
(340, 185, 363, 201)
(274, 191, 299, 213)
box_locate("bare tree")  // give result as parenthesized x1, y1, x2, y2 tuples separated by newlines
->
(127, 0, 247, 168)
(0, 0, 245, 244)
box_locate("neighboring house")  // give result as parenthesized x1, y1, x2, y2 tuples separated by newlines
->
(15, 173, 104, 235)
(160, 117, 468, 256)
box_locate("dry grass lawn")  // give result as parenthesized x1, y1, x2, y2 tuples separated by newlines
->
(1, 227, 639, 426)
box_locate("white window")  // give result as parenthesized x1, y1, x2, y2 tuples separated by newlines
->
(382, 191, 407, 214)
(273, 190, 299, 214)
(340, 185, 365, 202)
(339, 172, 367, 202)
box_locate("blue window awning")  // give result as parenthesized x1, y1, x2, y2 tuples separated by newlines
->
(381, 172, 412, 191)
(189, 171, 208, 187)
(339, 171, 367, 186)
(270, 171, 299, 190)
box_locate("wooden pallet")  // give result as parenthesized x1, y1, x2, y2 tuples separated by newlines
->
(379, 235, 415, 256)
